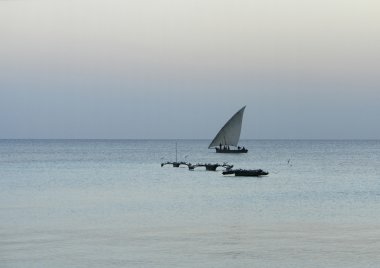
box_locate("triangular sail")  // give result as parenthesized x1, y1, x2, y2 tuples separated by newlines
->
(208, 106, 246, 148)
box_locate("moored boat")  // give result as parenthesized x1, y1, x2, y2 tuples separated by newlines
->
(222, 169, 268, 177)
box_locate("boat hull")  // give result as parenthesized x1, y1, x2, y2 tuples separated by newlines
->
(215, 148, 248, 153)
(234, 170, 268, 177)
(222, 169, 268, 177)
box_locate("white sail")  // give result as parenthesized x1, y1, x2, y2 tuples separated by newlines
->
(208, 106, 246, 148)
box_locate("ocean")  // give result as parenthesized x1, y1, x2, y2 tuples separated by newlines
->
(1, 139, 379, 267)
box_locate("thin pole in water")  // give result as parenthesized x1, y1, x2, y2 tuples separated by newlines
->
(175, 142, 178, 162)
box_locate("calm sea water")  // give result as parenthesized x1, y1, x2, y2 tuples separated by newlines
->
(1, 139, 380, 267)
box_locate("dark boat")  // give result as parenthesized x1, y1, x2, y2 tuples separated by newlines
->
(160, 142, 189, 168)
(208, 106, 248, 153)
(161, 161, 188, 168)
(188, 163, 233, 171)
(222, 169, 268, 177)
(215, 147, 248, 153)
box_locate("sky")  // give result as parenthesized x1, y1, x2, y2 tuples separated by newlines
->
(1, 0, 379, 139)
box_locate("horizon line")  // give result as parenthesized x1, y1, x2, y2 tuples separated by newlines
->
(0, 138, 379, 141)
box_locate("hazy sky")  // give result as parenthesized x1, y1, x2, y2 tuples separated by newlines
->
(1, 0, 379, 139)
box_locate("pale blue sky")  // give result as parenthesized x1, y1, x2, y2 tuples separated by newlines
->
(1, 0, 379, 139)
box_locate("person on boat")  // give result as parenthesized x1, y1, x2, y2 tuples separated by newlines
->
(219, 143, 222, 150)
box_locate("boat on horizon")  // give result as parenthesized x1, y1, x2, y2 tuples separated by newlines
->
(208, 106, 248, 153)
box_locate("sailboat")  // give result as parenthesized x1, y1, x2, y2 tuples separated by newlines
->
(161, 142, 189, 167)
(208, 106, 248, 153)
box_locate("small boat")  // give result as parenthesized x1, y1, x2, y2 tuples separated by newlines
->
(161, 142, 188, 167)
(161, 161, 189, 168)
(222, 169, 268, 177)
(188, 163, 234, 171)
(209, 106, 248, 153)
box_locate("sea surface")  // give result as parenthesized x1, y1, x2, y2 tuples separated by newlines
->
(1, 139, 380, 267)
